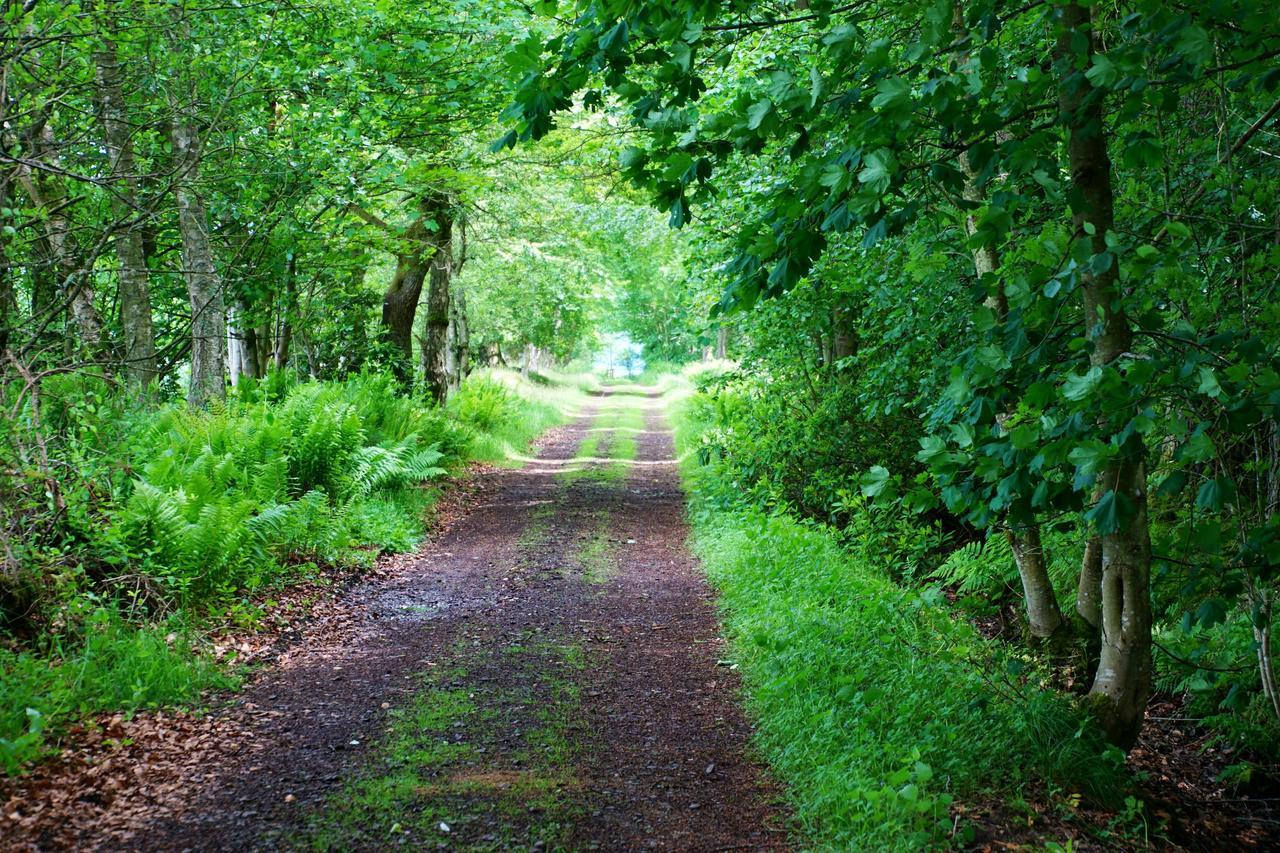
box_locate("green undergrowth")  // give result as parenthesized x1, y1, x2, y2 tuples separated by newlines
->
(1, 369, 583, 774)
(454, 368, 592, 466)
(292, 638, 588, 850)
(672, 395, 1125, 849)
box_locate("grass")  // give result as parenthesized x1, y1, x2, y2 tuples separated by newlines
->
(0, 607, 235, 774)
(292, 639, 589, 850)
(671, 394, 1125, 850)
(558, 393, 646, 583)
(559, 393, 643, 487)
(455, 368, 590, 466)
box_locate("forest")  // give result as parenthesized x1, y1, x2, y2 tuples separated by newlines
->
(2, 0, 1278, 849)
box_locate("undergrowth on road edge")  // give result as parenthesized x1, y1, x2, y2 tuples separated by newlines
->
(1, 370, 584, 775)
(671, 387, 1127, 849)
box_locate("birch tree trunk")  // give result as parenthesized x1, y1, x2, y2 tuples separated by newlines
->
(169, 117, 227, 406)
(93, 34, 156, 386)
(1057, 0, 1153, 748)
(227, 299, 258, 385)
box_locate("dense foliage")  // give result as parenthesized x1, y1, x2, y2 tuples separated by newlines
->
(0, 0, 697, 769)
(0, 367, 574, 771)
(4, 0, 1279, 842)
(677, 386, 1126, 846)
(498, 0, 1280, 759)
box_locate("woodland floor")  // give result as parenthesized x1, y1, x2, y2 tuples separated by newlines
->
(0, 390, 788, 852)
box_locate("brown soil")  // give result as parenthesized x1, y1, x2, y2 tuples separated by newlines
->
(0, 391, 788, 852)
(948, 585, 1280, 849)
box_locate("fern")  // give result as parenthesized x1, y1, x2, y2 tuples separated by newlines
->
(930, 534, 1017, 596)
(97, 375, 466, 605)
(346, 436, 446, 499)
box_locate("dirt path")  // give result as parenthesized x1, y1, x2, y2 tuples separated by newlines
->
(4, 389, 787, 851)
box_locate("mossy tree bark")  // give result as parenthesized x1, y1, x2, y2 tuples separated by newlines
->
(93, 32, 157, 387)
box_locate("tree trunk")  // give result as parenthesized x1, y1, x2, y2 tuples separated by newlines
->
(1077, 535, 1103, 628)
(273, 253, 297, 372)
(382, 255, 427, 384)
(832, 305, 855, 360)
(1057, 0, 1152, 749)
(169, 117, 227, 406)
(444, 312, 457, 390)
(17, 124, 105, 353)
(1005, 527, 1065, 638)
(0, 173, 15, 356)
(954, 3, 1066, 644)
(227, 298, 257, 385)
(715, 324, 728, 359)
(93, 35, 156, 387)
(28, 231, 58, 334)
(447, 281, 470, 397)
(380, 203, 438, 388)
(419, 199, 454, 405)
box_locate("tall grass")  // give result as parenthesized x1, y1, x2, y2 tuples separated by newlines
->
(672, 394, 1123, 848)
(451, 368, 589, 465)
(0, 608, 233, 773)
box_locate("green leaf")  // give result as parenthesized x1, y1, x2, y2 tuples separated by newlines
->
(1175, 25, 1213, 66)
(618, 147, 647, 169)
(1085, 489, 1134, 535)
(1062, 367, 1102, 401)
(746, 98, 772, 130)
(1195, 476, 1236, 512)
(871, 77, 912, 111)
(1195, 597, 1228, 629)
(1067, 440, 1114, 475)
(598, 20, 629, 51)
(1085, 54, 1119, 88)
(860, 465, 895, 500)
(1156, 470, 1188, 496)
(1197, 367, 1223, 399)
(858, 148, 895, 194)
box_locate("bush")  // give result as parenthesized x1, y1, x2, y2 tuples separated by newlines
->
(684, 368, 925, 529)
(449, 377, 517, 433)
(448, 369, 577, 464)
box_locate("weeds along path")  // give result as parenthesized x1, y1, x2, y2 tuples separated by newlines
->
(10, 389, 785, 851)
